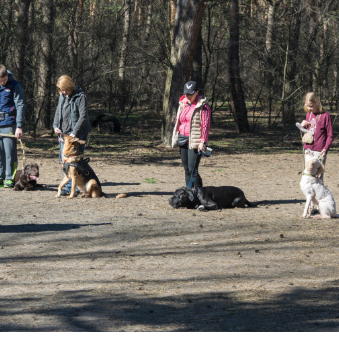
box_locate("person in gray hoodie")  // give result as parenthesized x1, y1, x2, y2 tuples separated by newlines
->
(0, 65, 25, 188)
(53, 75, 91, 195)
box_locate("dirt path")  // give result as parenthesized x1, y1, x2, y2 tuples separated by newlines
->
(1, 150, 339, 331)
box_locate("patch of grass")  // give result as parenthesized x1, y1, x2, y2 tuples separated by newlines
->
(212, 169, 225, 172)
(145, 178, 156, 183)
(210, 141, 230, 146)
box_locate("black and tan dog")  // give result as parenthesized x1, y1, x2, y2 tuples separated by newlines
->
(169, 186, 264, 211)
(56, 134, 127, 199)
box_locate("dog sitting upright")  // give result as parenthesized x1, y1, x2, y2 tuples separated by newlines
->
(300, 151, 338, 219)
(56, 134, 106, 199)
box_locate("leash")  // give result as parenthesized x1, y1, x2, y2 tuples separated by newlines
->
(187, 147, 213, 188)
(0, 133, 26, 168)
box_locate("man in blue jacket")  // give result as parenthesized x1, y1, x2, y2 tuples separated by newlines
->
(0, 65, 25, 188)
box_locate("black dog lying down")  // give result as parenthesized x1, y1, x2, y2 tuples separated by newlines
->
(169, 186, 264, 211)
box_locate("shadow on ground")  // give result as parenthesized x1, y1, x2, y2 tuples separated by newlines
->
(0, 223, 111, 233)
(0, 284, 338, 331)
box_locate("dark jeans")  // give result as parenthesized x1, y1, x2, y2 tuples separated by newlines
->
(59, 133, 87, 192)
(180, 143, 202, 188)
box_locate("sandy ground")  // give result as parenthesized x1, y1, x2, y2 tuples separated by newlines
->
(0, 149, 339, 331)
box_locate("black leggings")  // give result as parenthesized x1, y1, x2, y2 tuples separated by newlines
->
(180, 144, 202, 188)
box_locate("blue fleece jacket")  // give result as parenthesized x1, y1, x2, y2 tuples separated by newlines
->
(0, 71, 25, 127)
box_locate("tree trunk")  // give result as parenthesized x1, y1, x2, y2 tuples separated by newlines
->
(265, 0, 277, 55)
(118, 0, 131, 113)
(0, 0, 14, 65)
(68, 0, 84, 83)
(35, 0, 54, 130)
(265, 0, 278, 127)
(170, 0, 177, 46)
(305, 0, 317, 92)
(145, 2, 152, 38)
(14, 0, 31, 84)
(283, 0, 301, 123)
(229, 0, 250, 133)
(161, 0, 206, 146)
(334, 18, 339, 109)
(23, 0, 35, 127)
(191, 28, 203, 91)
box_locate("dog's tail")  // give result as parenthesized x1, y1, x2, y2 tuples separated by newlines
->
(101, 192, 128, 199)
(245, 199, 266, 207)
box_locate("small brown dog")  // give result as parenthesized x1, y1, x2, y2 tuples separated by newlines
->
(56, 134, 127, 199)
(14, 163, 47, 191)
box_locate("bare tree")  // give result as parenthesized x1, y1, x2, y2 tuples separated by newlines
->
(162, 0, 206, 146)
(229, 0, 250, 133)
(14, 0, 31, 84)
(118, 0, 132, 113)
(35, 0, 54, 130)
(0, 0, 14, 65)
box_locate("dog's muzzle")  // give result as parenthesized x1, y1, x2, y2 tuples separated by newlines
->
(168, 197, 179, 208)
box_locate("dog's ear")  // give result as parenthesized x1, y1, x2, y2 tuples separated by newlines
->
(77, 140, 86, 145)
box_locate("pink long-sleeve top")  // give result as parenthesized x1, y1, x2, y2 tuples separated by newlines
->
(177, 95, 211, 143)
(303, 111, 334, 152)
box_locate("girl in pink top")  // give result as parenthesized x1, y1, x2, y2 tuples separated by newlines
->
(301, 92, 333, 183)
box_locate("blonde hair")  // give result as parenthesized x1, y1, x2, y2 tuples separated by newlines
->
(56, 75, 76, 95)
(304, 92, 323, 113)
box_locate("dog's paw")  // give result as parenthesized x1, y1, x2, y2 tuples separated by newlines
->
(55, 194, 61, 198)
(67, 195, 74, 199)
(196, 205, 205, 211)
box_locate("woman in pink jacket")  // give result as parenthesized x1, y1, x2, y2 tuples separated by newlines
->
(172, 81, 211, 187)
(301, 92, 333, 183)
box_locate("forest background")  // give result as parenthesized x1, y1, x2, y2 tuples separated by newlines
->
(1, 0, 338, 146)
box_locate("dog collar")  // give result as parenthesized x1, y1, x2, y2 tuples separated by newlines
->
(302, 172, 316, 178)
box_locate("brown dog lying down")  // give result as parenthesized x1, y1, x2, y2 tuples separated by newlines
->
(56, 134, 128, 199)
(14, 163, 47, 191)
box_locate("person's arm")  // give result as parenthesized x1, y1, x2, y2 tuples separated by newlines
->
(71, 94, 88, 137)
(323, 113, 334, 154)
(200, 104, 211, 143)
(198, 104, 211, 151)
(13, 83, 25, 128)
(53, 98, 61, 134)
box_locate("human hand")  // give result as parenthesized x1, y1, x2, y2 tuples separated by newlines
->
(198, 142, 206, 152)
(301, 120, 310, 128)
(54, 127, 62, 134)
(69, 133, 76, 138)
(320, 149, 326, 156)
(15, 127, 23, 139)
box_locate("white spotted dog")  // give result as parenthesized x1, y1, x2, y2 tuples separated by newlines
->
(300, 151, 338, 219)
